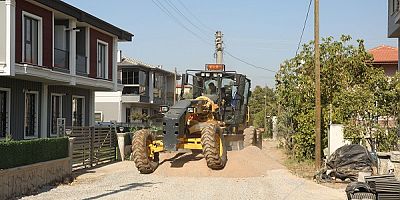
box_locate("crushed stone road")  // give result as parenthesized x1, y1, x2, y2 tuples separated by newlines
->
(21, 141, 346, 200)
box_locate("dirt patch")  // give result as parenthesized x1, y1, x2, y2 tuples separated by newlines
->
(154, 141, 285, 178)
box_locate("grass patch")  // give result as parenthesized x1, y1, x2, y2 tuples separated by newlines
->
(283, 158, 316, 179)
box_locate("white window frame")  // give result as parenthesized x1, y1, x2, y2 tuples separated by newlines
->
(50, 93, 63, 137)
(24, 91, 39, 139)
(97, 39, 108, 79)
(22, 11, 43, 66)
(72, 95, 85, 126)
(0, 88, 11, 140)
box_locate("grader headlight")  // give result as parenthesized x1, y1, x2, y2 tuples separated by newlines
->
(160, 105, 169, 113)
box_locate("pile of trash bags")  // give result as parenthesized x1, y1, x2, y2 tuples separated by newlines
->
(316, 144, 376, 182)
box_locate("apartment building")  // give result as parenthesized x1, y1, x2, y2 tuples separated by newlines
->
(95, 57, 176, 123)
(0, 0, 133, 139)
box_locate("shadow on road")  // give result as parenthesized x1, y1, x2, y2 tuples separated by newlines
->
(82, 182, 158, 200)
(159, 151, 204, 168)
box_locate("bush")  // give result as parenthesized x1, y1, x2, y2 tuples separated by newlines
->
(0, 137, 69, 169)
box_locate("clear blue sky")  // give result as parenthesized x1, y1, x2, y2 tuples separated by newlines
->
(64, 0, 396, 88)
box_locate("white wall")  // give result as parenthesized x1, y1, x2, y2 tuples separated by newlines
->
(328, 124, 351, 155)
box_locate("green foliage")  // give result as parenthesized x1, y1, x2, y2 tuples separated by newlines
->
(276, 35, 400, 161)
(0, 137, 69, 169)
(248, 85, 276, 127)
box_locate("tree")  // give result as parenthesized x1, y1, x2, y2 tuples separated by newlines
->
(248, 85, 276, 127)
(276, 35, 399, 160)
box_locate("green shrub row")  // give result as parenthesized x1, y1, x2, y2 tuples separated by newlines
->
(0, 137, 69, 169)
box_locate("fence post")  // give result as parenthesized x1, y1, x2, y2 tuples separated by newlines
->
(90, 126, 94, 167)
(68, 137, 75, 172)
(116, 133, 126, 161)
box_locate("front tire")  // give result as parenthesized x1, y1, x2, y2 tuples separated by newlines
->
(131, 129, 159, 174)
(201, 124, 227, 170)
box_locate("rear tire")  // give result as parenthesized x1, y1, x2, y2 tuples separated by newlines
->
(131, 129, 159, 174)
(201, 124, 227, 170)
(243, 126, 256, 147)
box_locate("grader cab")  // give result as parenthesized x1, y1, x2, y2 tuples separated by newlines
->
(131, 64, 260, 174)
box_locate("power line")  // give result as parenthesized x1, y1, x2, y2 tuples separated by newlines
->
(153, 0, 276, 73)
(151, 0, 212, 45)
(224, 50, 276, 73)
(175, 0, 216, 33)
(296, 0, 313, 56)
(164, 0, 212, 39)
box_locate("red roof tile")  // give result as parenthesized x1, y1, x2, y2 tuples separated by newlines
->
(368, 45, 398, 63)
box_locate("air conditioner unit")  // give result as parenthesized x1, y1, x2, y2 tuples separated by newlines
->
(57, 118, 66, 136)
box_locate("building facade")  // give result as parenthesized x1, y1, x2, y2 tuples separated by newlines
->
(95, 57, 176, 123)
(0, 0, 132, 139)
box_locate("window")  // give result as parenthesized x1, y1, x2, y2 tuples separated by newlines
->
(122, 70, 140, 85)
(51, 94, 63, 136)
(72, 96, 85, 126)
(0, 89, 10, 138)
(22, 12, 42, 65)
(97, 41, 108, 79)
(24, 91, 38, 138)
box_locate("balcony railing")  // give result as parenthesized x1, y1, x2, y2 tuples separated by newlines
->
(76, 54, 87, 75)
(54, 48, 69, 71)
(121, 94, 150, 103)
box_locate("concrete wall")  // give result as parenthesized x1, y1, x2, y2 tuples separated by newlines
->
(0, 1, 6, 66)
(328, 124, 351, 155)
(377, 151, 400, 178)
(0, 158, 71, 199)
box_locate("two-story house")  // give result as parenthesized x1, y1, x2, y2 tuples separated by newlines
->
(0, 0, 133, 140)
(388, 0, 400, 70)
(95, 57, 176, 123)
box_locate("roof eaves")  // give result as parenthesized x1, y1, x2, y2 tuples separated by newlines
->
(34, 0, 133, 41)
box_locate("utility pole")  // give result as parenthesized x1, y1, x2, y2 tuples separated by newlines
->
(264, 92, 267, 136)
(314, 0, 322, 169)
(215, 31, 223, 64)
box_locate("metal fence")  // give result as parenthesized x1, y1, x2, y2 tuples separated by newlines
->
(67, 126, 117, 171)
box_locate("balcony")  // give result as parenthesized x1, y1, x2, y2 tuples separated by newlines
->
(54, 48, 69, 71)
(121, 95, 149, 103)
(76, 54, 87, 75)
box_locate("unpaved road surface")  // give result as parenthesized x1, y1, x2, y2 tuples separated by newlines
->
(21, 141, 346, 200)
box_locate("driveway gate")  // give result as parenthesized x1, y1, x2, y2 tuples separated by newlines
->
(67, 126, 117, 171)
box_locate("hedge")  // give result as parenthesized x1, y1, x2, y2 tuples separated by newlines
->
(0, 137, 69, 169)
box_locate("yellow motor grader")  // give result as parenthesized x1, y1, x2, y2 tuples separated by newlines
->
(131, 63, 260, 174)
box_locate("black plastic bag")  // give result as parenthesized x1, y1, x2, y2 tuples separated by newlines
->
(326, 144, 375, 181)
